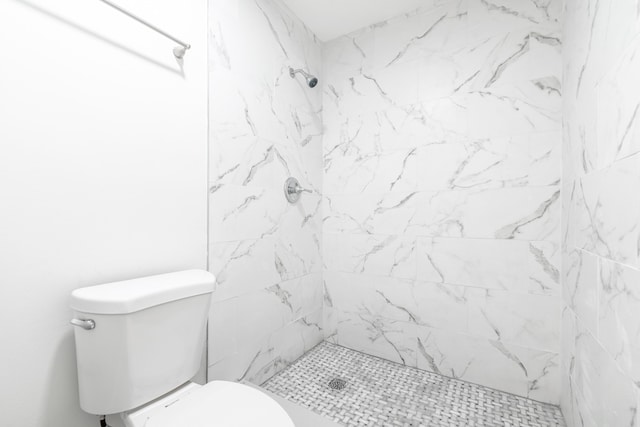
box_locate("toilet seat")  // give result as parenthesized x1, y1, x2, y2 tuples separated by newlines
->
(143, 381, 295, 427)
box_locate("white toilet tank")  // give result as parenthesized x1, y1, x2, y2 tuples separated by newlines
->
(70, 270, 215, 415)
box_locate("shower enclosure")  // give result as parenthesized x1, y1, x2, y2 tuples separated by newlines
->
(207, 0, 640, 425)
(208, 0, 561, 403)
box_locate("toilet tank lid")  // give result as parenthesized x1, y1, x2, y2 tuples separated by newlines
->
(70, 270, 215, 314)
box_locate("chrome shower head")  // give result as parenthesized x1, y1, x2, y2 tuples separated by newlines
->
(289, 67, 319, 88)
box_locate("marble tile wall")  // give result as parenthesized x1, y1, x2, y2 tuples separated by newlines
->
(561, 0, 640, 425)
(207, 0, 324, 385)
(322, 0, 563, 404)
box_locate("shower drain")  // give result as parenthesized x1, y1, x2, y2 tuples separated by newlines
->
(328, 378, 348, 390)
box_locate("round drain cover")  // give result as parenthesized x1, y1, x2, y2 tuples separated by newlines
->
(328, 378, 347, 390)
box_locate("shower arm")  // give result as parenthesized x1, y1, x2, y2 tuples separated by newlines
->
(289, 67, 312, 79)
(289, 67, 303, 78)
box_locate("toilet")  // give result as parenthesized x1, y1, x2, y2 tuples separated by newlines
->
(69, 270, 294, 427)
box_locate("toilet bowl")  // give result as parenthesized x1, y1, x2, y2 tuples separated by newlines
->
(123, 381, 294, 427)
(69, 270, 294, 426)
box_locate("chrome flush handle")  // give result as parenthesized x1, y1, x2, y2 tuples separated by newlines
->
(70, 318, 96, 330)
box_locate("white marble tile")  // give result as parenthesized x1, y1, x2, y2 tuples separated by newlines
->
(598, 260, 640, 385)
(561, 178, 577, 251)
(268, 309, 324, 367)
(570, 0, 611, 93)
(209, 0, 323, 159)
(468, 289, 561, 352)
(209, 184, 285, 242)
(321, 110, 373, 159)
(209, 71, 263, 144)
(324, 149, 417, 195)
(210, 136, 290, 190)
(418, 237, 520, 287)
(322, 100, 468, 168)
(273, 237, 320, 280)
(596, 36, 640, 168)
(322, 106, 421, 159)
(411, 186, 561, 240)
(209, 6, 273, 82)
(467, 85, 561, 139)
(225, 336, 290, 385)
(209, 237, 280, 301)
(208, 315, 282, 384)
(323, 192, 419, 236)
(323, 272, 420, 324)
(319, 0, 563, 406)
(208, 349, 260, 383)
(482, 33, 561, 90)
(234, 289, 295, 344)
(417, 50, 480, 102)
(416, 326, 561, 404)
(372, 1, 468, 71)
(467, 0, 563, 40)
(284, 137, 324, 193)
(323, 233, 416, 279)
(273, 66, 323, 128)
(576, 154, 640, 267)
(209, 0, 323, 387)
(600, 1, 640, 76)
(327, 270, 552, 342)
(414, 96, 469, 143)
(413, 281, 473, 334)
(322, 274, 337, 342)
(560, 307, 578, 427)
(278, 273, 323, 321)
(209, 70, 302, 146)
(323, 98, 468, 150)
(572, 325, 640, 427)
(209, 80, 321, 186)
(209, 297, 239, 365)
(563, 83, 599, 176)
(322, 30, 376, 80)
(335, 310, 418, 367)
(563, 1, 640, 425)
(322, 304, 338, 344)
(416, 132, 561, 191)
(298, 134, 324, 187)
(418, 237, 560, 294)
(567, 375, 599, 427)
(323, 69, 419, 117)
(529, 240, 562, 295)
(562, 248, 598, 337)
(208, 286, 323, 385)
(275, 197, 322, 280)
(208, 197, 320, 298)
(465, 24, 563, 138)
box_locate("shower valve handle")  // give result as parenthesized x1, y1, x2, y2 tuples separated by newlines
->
(284, 177, 311, 203)
(291, 183, 311, 194)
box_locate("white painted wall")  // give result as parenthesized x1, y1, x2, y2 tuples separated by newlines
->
(0, 1, 207, 426)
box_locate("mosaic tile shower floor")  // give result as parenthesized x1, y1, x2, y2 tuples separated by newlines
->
(262, 342, 565, 427)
